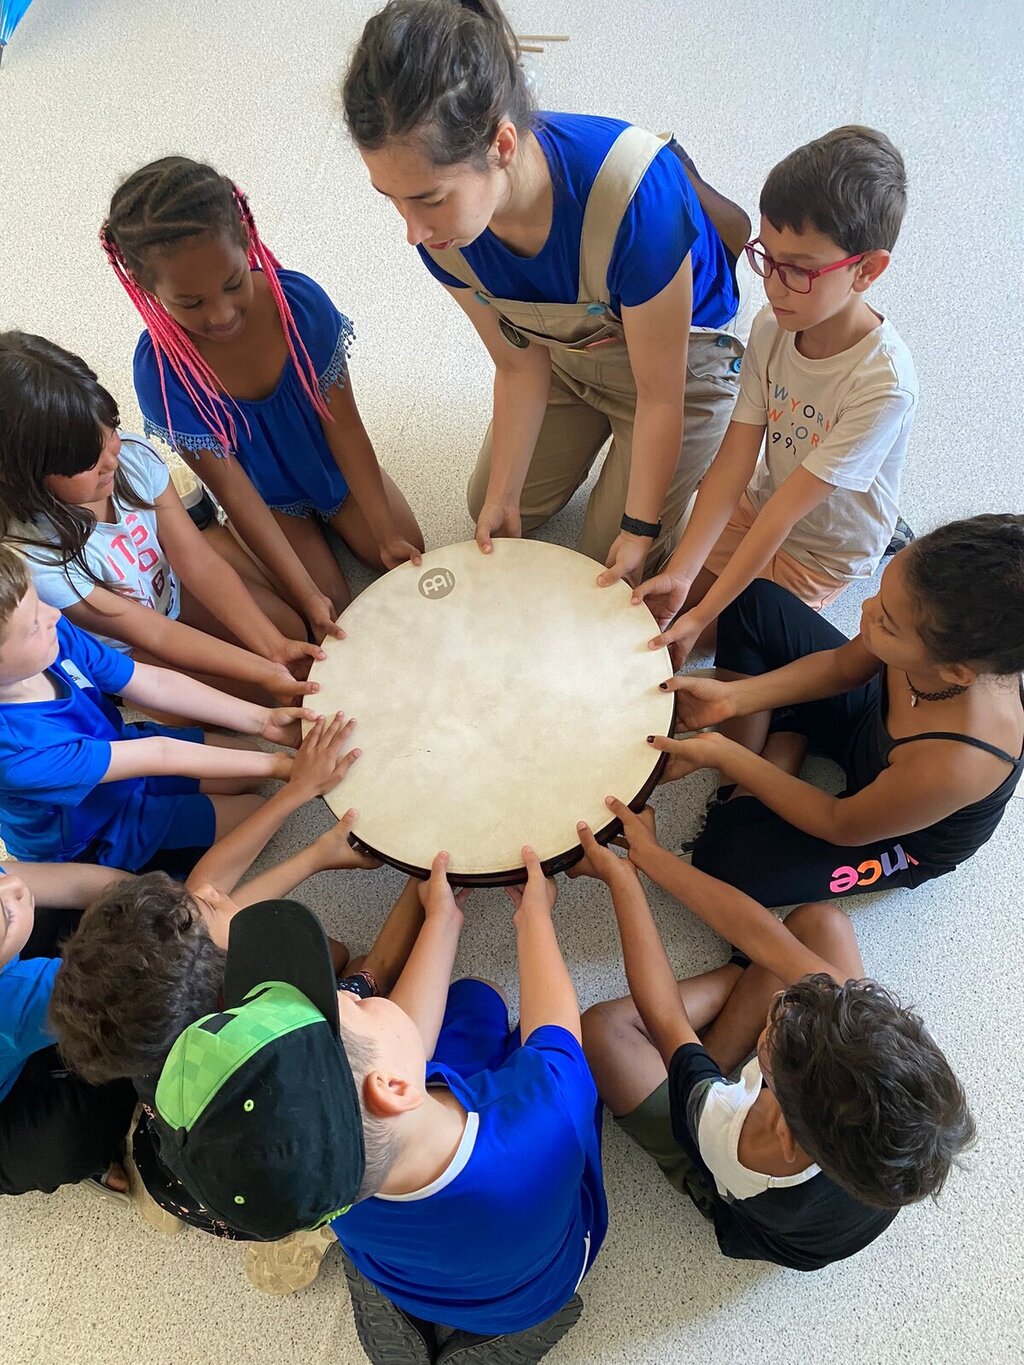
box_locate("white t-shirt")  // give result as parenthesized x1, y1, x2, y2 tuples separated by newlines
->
(694, 1055, 820, 1201)
(27, 435, 178, 653)
(733, 305, 918, 581)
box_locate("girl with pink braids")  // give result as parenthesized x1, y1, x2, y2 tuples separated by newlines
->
(102, 157, 424, 643)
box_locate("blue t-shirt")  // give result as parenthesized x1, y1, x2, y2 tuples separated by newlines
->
(0, 953, 59, 1102)
(419, 113, 737, 327)
(0, 617, 188, 868)
(333, 980, 607, 1335)
(134, 270, 356, 517)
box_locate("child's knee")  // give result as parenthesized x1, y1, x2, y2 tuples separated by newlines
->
(784, 901, 850, 945)
(581, 998, 635, 1053)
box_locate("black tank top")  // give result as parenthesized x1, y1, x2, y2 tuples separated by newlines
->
(847, 674, 1024, 870)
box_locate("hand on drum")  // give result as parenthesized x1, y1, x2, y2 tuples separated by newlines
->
(505, 847, 557, 921)
(570, 821, 635, 885)
(597, 531, 650, 589)
(313, 809, 382, 872)
(377, 529, 424, 571)
(259, 705, 320, 748)
(603, 798, 659, 868)
(303, 590, 346, 645)
(648, 733, 720, 782)
(475, 500, 522, 554)
(289, 712, 361, 800)
(659, 673, 739, 734)
(418, 852, 473, 922)
(631, 569, 691, 631)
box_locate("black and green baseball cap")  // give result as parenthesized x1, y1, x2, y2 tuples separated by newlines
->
(151, 899, 365, 1240)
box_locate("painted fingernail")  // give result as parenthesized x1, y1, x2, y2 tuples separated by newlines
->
(659, 681, 668, 689)
(646, 735, 655, 743)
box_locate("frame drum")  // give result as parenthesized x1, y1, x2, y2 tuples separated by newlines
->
(305, 539, 674, 885)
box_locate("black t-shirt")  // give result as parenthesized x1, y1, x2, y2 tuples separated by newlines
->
(668, 1043, 897, 1271)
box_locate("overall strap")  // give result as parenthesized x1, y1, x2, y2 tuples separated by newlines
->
(577, 125, 666, 306)
(423, 242, 487, 293)
(888, 731, 1021, 766)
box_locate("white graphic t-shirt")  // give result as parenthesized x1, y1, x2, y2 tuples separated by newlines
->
(733, 306, 918, 580)
(28, 435, 178, 653)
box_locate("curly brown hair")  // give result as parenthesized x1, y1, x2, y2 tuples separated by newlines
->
(766, 975, 976, 1209)
(49, 872, 224, 1085)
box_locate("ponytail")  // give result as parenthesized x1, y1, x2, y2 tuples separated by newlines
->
(342, 0, 535, 167)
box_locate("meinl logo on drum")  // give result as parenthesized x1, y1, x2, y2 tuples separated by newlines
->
(418, 568, 456, 600)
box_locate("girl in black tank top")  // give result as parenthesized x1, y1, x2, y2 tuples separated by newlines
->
(649, 514, 1024, 908)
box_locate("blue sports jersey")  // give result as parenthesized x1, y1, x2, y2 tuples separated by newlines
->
(333, 980, 607, 1335)
(0, 617, 207, 868)
(418, 113, 737, 327)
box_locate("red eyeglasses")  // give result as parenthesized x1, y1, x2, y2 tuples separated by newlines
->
(744, 241, 865, 295)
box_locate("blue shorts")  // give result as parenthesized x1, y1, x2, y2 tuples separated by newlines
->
(430, 979, 522, 1079)
(88, 723, 216, 874)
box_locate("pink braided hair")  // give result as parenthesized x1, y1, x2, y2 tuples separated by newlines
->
(100, 185, 333, 458)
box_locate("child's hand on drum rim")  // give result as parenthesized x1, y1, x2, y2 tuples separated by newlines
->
(259, 704, 319, 747)
(506, 847, 558, 919)
(313, 809, 382, 871)
(659, 674, 738, 733)
(572, 821, 636, 885)
(603, 798, 659, 865)
(648, 734, 719, 782)
(289, 712, 361, 799)
(418, 851, 466, 924)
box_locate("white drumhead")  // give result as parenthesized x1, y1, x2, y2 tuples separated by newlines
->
(306, 539, 674, 883)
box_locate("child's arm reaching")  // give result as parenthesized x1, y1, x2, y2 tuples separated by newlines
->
(0, 859, 130, 909)
(103, 735, 290, 785)
(653, 465, 834, 662)
(649, 726, 982, 847)
(606, 798, 841, 987)
(229, 811, 380, 908)
(509, 847, 581, 1042)
(63, 588, 317, 706)
(151, 482, 325, 678)
(186, 713, 360, 896)
(388, 853, 466, 1057)
(118, 659, 315, 745)
(183, 447, 344, 643)
(632, 420, 765, 633)
(573, 822, 696, 1065)
(320, 380, 423, 571)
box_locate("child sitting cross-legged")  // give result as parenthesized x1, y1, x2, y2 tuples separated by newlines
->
(0, 543, 332, 874)
(578, 801, 975, 1271)
(52, 850, 608, 1361)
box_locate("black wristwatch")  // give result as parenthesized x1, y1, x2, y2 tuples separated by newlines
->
(620, 513, 662, 539)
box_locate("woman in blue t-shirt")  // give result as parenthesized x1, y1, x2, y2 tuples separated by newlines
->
(343, 0, 750, 585)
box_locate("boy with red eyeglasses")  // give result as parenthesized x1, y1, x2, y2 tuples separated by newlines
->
(635, 126, 917, 666)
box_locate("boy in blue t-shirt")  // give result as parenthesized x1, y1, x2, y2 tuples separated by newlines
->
(140, 849, 606, 1363)
(579, 802, 975, 1272)
(0, 545, 312, 873)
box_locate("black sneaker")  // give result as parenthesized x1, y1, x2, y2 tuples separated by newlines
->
(883, 516, 915, 557)
(341, 1253, 436, 1365)
(436, 1294, 583, 1364)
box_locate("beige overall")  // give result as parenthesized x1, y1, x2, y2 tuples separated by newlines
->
(426, 126, 747, 572)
